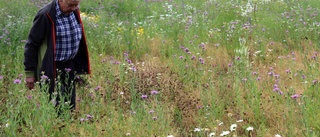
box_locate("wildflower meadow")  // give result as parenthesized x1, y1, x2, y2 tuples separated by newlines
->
(1, 0, 320, 136)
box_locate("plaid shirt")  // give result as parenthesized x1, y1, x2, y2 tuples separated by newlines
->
(55, 0, 82, 61)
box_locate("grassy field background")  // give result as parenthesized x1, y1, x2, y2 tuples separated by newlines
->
(1, 0, 320, 136)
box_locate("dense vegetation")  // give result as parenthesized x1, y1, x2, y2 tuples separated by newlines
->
(1, 0, 320, 136)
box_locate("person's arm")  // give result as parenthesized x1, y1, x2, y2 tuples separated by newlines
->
(24, 12, 46, 89)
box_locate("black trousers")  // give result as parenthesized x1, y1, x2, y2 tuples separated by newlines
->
(55, 60, 76, 112)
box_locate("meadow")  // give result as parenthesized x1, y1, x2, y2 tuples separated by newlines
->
(0, 0, 320, 136)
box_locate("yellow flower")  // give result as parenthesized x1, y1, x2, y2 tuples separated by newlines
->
(80, 12, 99, 23)
(117, 27, 123, 32)
(137, 26, 144, 35)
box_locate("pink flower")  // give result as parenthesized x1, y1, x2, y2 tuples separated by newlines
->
(256, 77, 261, 81)
(41, 75, 48, 80)
(65, 68, 71, 73)
(312, 79, 318, 84)
(87, 114, 93, 119)
(141, 94, 148, 99)
(94, 86, 101, 91)
(80, 118, 85, 122)
(291, 94, 300, 99)
(150, 90, 159, 95)
(14, 79, 21, 84)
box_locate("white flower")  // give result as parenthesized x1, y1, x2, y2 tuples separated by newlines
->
(209, 132, 216, 137)
(230, 124, 237, 131)
(236, 120, 243, 123)
(167, 135, 174, 137)
(5, 123, 9, 127)
(194, 128, 201, 132)
(218, 122, 224, 126)
(275, 134, 282, 137)
(220, 131, 230, 136)
(246, 126, 254, 131)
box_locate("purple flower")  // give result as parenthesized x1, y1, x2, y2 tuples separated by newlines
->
(124, 52, 129, 57)
(184, 48, 189, 52)
(14, 79, 21, 84)
(256, 77, 261, 81)
(291, 52, 295, 55)
(302, 74, 306, 79)
(291, 94, 299, 99)
(273, 87, 280, 92)
(94, 86, 101, 91)
(131, 67, 137, 71)
(236, 56, 241, 60)
(80, 118, 85, 122)
(41, 75, 48, 80)
(191, 55, 196, 60)
(150, 90, 159, 95)
(312, 79, 318, 84)
(228, 63, 233, 67)
(268, 71, 274, 76)
(148, 110, 155, 114)
(65, 68, 71, 73)
(199, 58, 204, 64)
(252, 71, 258, 75)
(314, 52, 318, 56)
(27, 95, 33, 99)
(273, 84, 283, 95)
(87, 114, 93, 119)
(198, 43, 206, 50)
(286, 69, 291, 74)
(0, 75, 3, 80)
(179, 56, 184, 59)
(141, 94, 148, 99)
(126, 58, 132, 64)
(113, 61, 120, 64)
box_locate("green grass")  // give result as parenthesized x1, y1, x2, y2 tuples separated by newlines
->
(1, 0, 320, 136)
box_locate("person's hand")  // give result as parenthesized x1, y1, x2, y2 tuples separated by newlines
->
(26, 77, 35, 90)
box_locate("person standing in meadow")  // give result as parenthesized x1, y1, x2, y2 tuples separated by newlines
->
(24, 0, 90, 113)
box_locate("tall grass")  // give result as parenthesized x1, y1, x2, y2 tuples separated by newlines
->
(1, 0, 320, 136)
